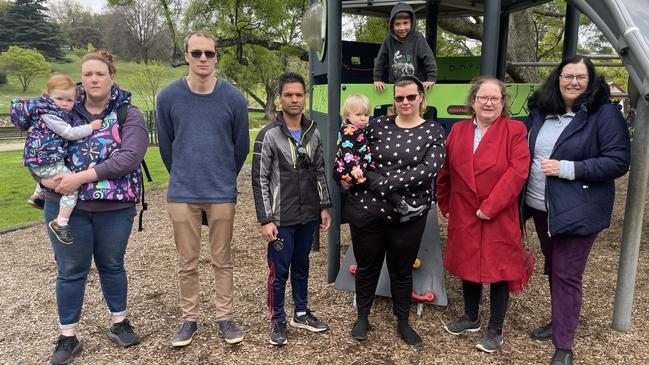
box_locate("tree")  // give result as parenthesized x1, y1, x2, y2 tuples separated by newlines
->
(49, 0, 104, 51)
(0, 46, 50, 92)
(128, 62, 166, 111)
(108, 0, 167, 64)
(0, 0, 66, 60)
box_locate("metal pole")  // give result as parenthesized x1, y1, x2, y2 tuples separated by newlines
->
(496, 13, 510, 80)
(480, 0, 501, 76)
(562, 3, 580, 59)
(307, 1, 319, 252)
(309, 45, 321, 252)
(326, 0, 342, 283)
(613, 97, 649, 331)
(426, 0, 439, 55)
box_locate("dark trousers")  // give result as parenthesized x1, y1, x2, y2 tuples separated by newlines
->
(347, 206, 427, 320)
(530, 207, 597, 350)
(266, 221, 318, 323)
(462, 280, 509, 333)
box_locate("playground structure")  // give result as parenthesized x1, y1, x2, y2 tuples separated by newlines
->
(303, 0, 649, 330)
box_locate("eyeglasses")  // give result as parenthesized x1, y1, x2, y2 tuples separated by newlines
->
(560, 74, 588, 83)
(189, 50, 216, 59)
(474, 96, 503, 104)
(394, 94, 419, 103)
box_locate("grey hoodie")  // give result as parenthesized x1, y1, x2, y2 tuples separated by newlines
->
(373, 2, 437, 83)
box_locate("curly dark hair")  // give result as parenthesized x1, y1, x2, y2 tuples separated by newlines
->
(528, 55, 611, 115)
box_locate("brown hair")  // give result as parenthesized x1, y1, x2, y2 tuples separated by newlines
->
(465, 76, 510, 117)
(393, 76, 427, 117)
(43, 73, 76, 95)
(81, 49, 116, 76)
(184, 31, 218, 52)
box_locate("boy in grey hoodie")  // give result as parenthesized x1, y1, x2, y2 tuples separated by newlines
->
(373, 2, 437, 92)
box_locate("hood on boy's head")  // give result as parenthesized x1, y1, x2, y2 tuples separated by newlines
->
(389, 2, 416, 36)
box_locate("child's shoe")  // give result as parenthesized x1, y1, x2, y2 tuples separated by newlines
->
(27, 194, 45, 210)
(49, 220, 73, 244)
(396, 200, 426, 222)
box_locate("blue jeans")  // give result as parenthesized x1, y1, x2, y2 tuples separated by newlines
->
(266, 221, 317, 323)
(44, 200, 136, 329)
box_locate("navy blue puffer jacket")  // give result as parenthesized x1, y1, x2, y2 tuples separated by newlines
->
(524, 102, 630, 236)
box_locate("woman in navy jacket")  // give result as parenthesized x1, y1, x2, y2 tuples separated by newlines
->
(523, 55, 630, 365)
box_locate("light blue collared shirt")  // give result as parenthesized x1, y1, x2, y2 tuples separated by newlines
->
(525, 112, 576, 211)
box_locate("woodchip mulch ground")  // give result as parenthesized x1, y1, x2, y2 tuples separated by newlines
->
(1, 165, 648, 365)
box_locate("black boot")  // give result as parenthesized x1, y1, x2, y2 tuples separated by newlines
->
(397, 320, 422, 347)
(351, 316, 369, 341)
(550, 349, 573, 365)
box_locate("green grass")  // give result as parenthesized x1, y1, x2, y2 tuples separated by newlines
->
(0, 132, 257, 231)
(0, 53, 188, 111)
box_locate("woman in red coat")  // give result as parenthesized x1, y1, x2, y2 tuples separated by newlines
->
(437, 77, 530, 353)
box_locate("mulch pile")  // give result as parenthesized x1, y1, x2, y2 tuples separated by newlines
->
(1, 165, 648, 364)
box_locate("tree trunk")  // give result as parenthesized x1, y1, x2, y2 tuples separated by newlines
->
(264, 84, 276, 122)
(507, 9, 539, 83)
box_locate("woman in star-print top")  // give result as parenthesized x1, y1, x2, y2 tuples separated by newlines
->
(339, 75, 445, 347)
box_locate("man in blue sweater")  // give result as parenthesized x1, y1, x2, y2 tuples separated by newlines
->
(156, 31, 250, 347)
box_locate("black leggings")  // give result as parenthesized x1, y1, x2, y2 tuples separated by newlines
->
(347, 206, 427, 320)
(462, 280, 509, 333)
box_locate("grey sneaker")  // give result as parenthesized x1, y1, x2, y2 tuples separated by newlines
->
(444, 314, 481, 335)
(218, 319, 244, 344)
(290, 311, 329, 332)
(49, 220, 73, 245)
(269, 320, 288, 346)
(171, 320, 198, 347)
(107, 319, 140, 347)
(50, 335, 82, 365)
(476, 329, 504, 353)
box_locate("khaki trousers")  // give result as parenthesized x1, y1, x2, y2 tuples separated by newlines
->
(168, 202, 235, 321)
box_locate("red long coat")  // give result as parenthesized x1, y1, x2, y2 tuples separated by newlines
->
(437, 116, 530, 283)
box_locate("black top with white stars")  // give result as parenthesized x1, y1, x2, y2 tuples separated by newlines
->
(347, 115, 446, 221)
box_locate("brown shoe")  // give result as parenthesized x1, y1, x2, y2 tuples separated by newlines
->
(49, 220, 73, 244)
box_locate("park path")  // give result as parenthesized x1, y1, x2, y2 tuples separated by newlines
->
(0, 143, 23, 152)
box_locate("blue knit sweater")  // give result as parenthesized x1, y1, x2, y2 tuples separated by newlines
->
(156, 77, 250, 203)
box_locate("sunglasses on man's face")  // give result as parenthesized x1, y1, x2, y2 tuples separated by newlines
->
(189, 50, 216, 59)
(394, 94, 419, 103)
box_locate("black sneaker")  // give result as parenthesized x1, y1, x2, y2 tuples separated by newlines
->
(269, 321, 288, 346)
(171, 320, 198, 347)
(107, 319, 140, 347)
(50, 335, 82, 365)
(351, 317, 369, 341)
(397, 320, 422, 347)
(550, 349, 574, 365)
(28, 195, 45, 210)
(530, 321, 552, 341)
(396, 200, 427, 223)
(290, 311, 329, 332)
(49, 220, 73, 245)
(444, 314, 481, 335)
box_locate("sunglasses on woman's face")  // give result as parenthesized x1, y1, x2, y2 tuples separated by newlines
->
(189, 50, 216, 59)
(394, 94, 419, 103)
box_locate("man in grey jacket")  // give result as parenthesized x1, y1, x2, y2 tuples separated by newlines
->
(251, 71, 332, 346)
(156, 31, 249, 347)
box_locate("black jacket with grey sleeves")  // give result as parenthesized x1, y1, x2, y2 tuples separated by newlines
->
(251, 113, 332, 226)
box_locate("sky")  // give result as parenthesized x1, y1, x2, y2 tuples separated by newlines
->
(47, 0, 107, 13)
